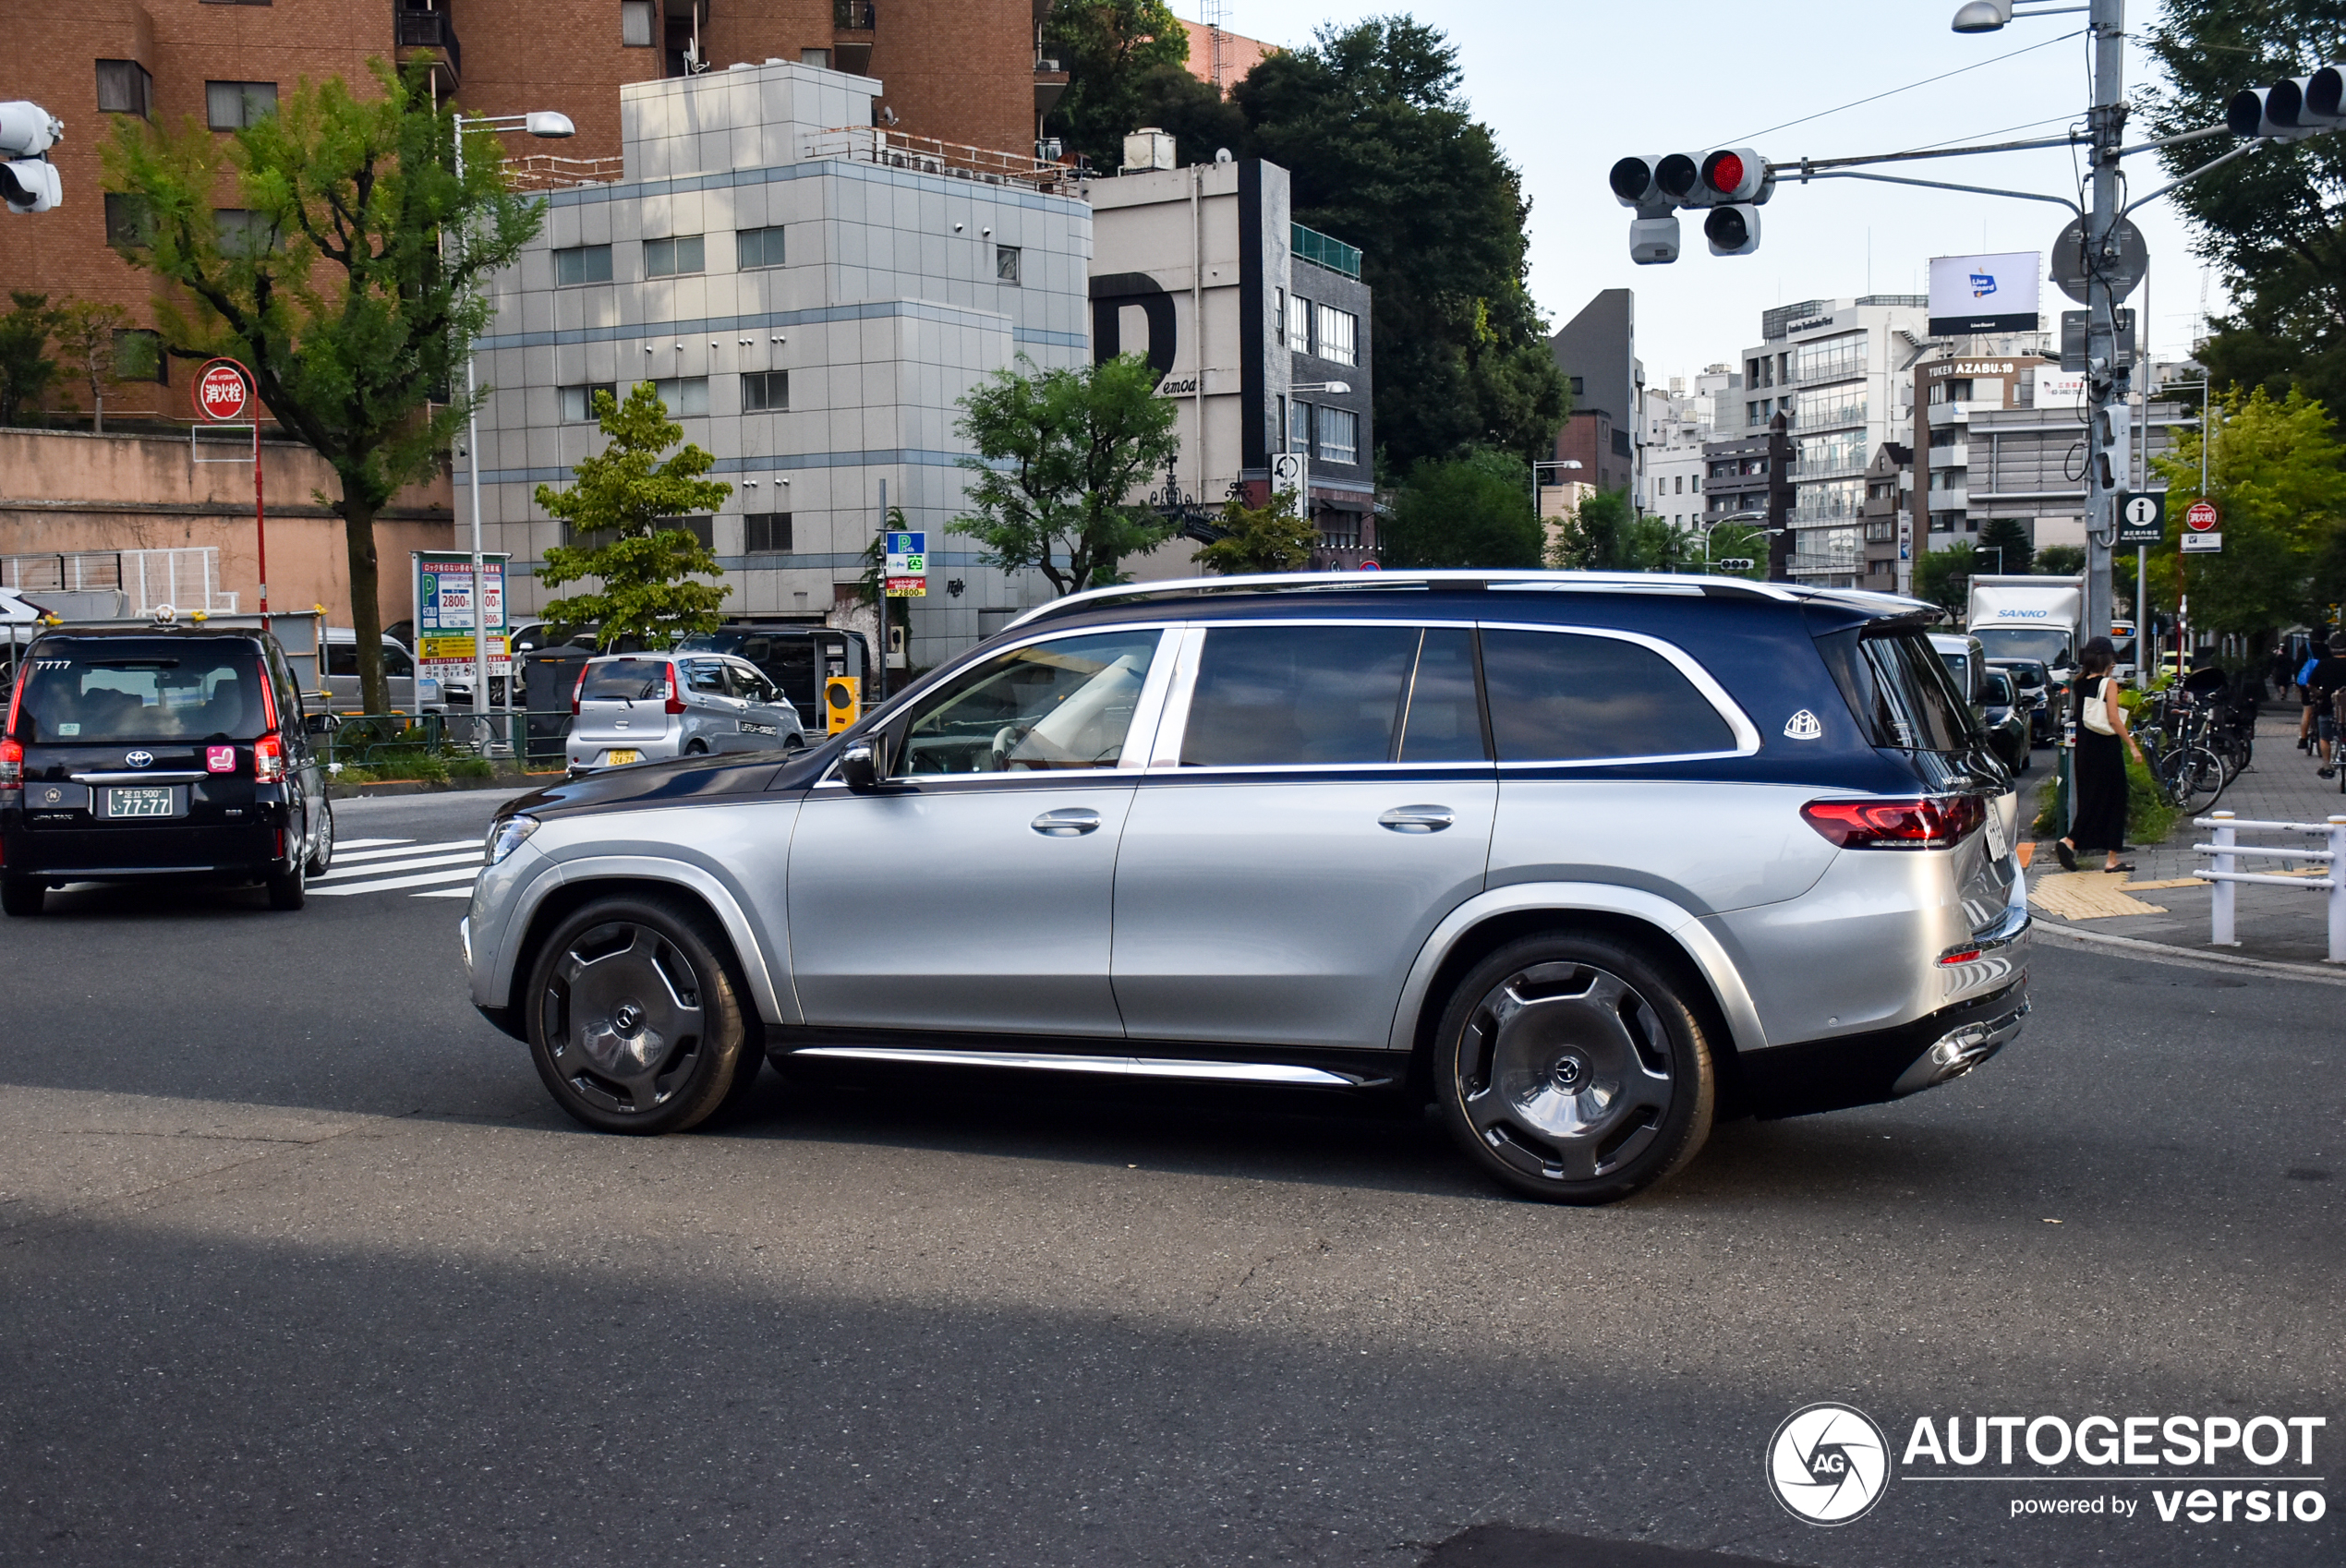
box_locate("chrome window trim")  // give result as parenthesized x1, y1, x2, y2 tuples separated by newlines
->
(812, 624, 1176, 789)
(1476, 620, 1762, 763)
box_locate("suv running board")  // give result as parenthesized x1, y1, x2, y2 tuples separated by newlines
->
(785, 1045, 1386, 1088)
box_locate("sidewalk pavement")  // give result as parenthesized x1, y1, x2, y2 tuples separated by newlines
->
(2025, 706, 2346, 975)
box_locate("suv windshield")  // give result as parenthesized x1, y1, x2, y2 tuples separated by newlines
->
(17, 645, 268, 743)
(580, 658, 668, 702)
(1820, 628, 1982, 754)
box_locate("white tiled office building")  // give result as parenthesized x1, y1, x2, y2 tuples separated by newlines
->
(1732, 296, 1933, 585)
(466, 59, 1092, 669)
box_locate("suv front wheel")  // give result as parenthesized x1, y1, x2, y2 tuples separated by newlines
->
(526, 894, 764, 1134)
(1434, 934, 1715, 1204)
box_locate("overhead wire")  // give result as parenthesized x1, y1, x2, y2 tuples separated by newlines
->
(1720, 29, 2087, 145)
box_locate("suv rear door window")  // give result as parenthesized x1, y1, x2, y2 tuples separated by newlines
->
(18, 648, 268, 742)
(1481, 628, 1735, 762)
(1181, 624, 1418, 766)
(579, 658, 668, 702)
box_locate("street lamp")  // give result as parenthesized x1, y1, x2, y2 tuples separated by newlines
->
(453, 108, 574, 751)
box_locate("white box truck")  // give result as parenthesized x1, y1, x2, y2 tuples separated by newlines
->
(1966, 574, 2086, 679)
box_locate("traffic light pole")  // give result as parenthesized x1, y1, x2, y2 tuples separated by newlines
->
(2080, 0, 2126, 657)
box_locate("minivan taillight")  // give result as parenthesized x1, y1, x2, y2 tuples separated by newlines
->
(664, 661, 686, 716)
(0, 737, 20, 793)
(254, 733, 285, 783)
(571, 664, 588, 717)
(1801, 794, 1986, 850)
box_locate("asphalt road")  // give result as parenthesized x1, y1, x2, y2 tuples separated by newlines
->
(0, 787, 2339, 1566)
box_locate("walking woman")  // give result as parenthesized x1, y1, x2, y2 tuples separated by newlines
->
(2058, 636, 2145, 873)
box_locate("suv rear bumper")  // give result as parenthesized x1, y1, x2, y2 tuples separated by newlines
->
(1735, 974, 2029, 1119)
(2, 821, 282, 883)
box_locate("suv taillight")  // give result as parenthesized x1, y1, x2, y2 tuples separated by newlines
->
(254, 732, 285, 783)
(1801, 794, 1986, 850)
(571, 664, 588, 717)
(664, 661, 686, 716)
(0, 737, 20, 793)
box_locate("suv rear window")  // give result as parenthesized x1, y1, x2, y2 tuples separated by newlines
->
(1481, 629, 1735, 762)
(16, 646, 268, 743)
(579, 659, 669, 702)
(1822, 628, 1981, 753)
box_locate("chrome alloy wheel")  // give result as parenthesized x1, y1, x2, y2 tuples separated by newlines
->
(1454, 961, 1676, 1184)
(539, 922, 707, 1115)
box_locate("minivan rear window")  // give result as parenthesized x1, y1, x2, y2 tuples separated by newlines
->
(579, 658, 669, 702)
(1821, 628, 1981, 753)
(15, 649, 268, 743)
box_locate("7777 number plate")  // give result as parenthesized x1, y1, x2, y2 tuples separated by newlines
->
(105, 787, 177, 819)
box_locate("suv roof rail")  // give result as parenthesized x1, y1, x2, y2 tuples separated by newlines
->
(1006, 570, 1929, 630)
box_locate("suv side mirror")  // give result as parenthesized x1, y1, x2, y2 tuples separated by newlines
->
(840, 742, 878, 792)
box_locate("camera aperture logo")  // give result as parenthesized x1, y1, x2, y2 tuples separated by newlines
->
(1768, 1403, 1891, 1525)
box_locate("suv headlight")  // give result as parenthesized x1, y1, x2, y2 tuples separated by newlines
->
(485, 815, 540, 867)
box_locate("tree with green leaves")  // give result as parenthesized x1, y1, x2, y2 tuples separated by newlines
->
(1976, 516, 2035, 576)
(1381, 446, 1542, 569)
(53, 300, 151, 435)
(2143, 385, 2346, 634)
(2142, 3, 2346, 416)
(535, 384, 733, 649)
(1195, 488, 1318, 574)
(102, 55, 545, 712)
(2036, 544, 2086, 577)
(1046, 1, 1244, 170)
(950, 353, 1183, 596)
(1234, 18, 1568, 470)
(1917, 541, 1977, 615)
(1547, 487, 1633, 569)
(0, 292, 62, 427)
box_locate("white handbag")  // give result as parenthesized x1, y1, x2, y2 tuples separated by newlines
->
(2080, 678, 2117, 736)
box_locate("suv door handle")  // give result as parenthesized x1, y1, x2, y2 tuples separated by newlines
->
(1378, 804, 1455, 833)
(1032, 807, 1102, 837)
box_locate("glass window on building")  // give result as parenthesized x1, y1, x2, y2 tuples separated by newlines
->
(744, 513, 792, 554)
(621, 0, 655, 45)
(644, 235, 706, 277)
(96, 60, 153, 119)
(1312, 304, 1359, 366)
(996, 246, 1022, 284)
(1792, 331, 1867, 383)
(651, 377, 709, 416)
(1315, 405, 1359, 465)
(737, 225, 786, 269)
(741, 370, 789, 413)
(1288, 399, 1312, 454)
(554, 245, 613, 285)
(560, 383, 618, 422)
(212, 209, 278, 259)
(206, 81, 277, 130)
(1287, 293, 1312, 355)
(103, 193, 152, 249)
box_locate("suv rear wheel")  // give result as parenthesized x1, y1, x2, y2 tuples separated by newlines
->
(1433, 933, 1715, 1204)
(526, 894, 763, 1134)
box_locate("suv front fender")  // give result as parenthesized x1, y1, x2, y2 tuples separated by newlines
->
(1386, 882, 1770, 1055)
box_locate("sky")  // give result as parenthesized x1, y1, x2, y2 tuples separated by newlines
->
(1182, 0, 2231, 388)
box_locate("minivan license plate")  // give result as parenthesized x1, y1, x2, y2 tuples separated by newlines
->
(105, 787, 176, 819)
(607, 749, 640, 766)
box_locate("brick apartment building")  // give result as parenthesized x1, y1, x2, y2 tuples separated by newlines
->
(2, 0, 1053, 424)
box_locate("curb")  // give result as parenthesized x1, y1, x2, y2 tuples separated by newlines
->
(2033, 918, 2346, 986)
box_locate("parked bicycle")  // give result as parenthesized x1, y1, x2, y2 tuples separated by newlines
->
(2133, 688, 2229, 814)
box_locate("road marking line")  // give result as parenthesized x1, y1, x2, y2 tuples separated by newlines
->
(412, 887, 478, 899)
(330, 838, 478, 863)
(310, 866, 486, 896)
(333, 838, 409, 850)
(312, 851, 481, 882)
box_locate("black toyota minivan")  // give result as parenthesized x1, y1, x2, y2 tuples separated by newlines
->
(1, 625, 335, 915)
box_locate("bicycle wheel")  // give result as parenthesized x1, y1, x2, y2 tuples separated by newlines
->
(2174, 744, 2228, 814)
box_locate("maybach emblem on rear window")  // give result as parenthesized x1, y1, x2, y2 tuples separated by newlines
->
(1784, 709, 1823, 741)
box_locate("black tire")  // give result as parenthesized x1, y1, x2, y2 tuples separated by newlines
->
(1433, 933, 1715, 1204)
(305, 800, 336, 875)
(1, 876, 42, 918)
(526, 894, 763, 1135)
(684, 740, 710, 756)
(266, 856, 307, 911)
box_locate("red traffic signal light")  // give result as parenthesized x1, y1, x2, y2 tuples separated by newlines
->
(1700, 147, 1768, 202)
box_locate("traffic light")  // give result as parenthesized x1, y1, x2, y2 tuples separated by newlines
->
(1607, 149, 1771, 262)
(2227, 65, 2344, 139)
(1607, 155, 1681, 265)
(2091, 403, 2132, 488)
(0, 101, 63, 214)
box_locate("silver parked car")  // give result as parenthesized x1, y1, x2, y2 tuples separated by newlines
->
(466, 572, 2029, 1205)
(564, 652, 806, 774)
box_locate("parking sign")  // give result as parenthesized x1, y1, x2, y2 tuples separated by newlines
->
(884, 529, 926, 598)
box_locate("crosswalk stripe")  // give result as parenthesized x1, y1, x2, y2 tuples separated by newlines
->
(313, 850, 481, 882)
(413, 887, 478, 899)
(333, 837, 408, 850)
(311, 866, 485, 897)
(332, 838, 478, 863)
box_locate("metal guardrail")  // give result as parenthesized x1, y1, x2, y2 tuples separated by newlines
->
(320, 708, 574, 774)
(1292, 223, 1362, 279)
(2195, 811, 2346, 962)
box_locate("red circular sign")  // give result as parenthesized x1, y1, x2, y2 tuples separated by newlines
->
(2185, 500, 2220, 532)
(195, 360, 250, 422)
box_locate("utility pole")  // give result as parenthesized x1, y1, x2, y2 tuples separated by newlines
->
(2080, 0, 2127, 649)
(1766, 411, 1797, 582)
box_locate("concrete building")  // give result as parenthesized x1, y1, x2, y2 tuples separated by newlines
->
(6, 0, 1055, 428)
(1090, 157, 1373, 574)
(464, 59, 1092, 671)
(1730, 295, 1932, 586)
(1859, 441, 1914, 594)
(1175, 11, 1278, 94)
(1551, 289, 1641, 498)
(1913, 347, 2189, 566)
(1642, 370, 1732, 531)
